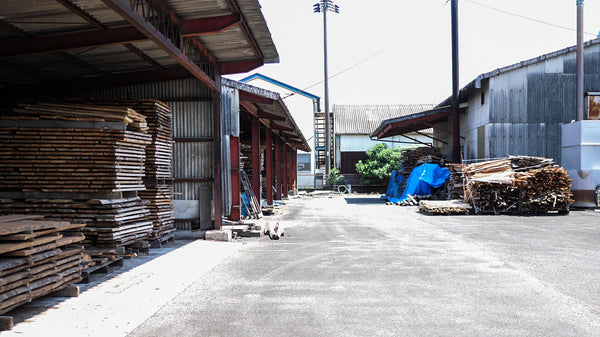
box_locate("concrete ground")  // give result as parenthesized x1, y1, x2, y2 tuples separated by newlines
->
(3, 194, 600, 336)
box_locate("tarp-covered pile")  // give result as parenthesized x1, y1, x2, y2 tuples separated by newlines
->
(385, 164, 450, 204)
(464, 156, 573, 214)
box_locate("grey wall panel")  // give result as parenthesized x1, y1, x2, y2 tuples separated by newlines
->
(82, 78, 211, 101)
(173, 142, 213, 179)
(170, 101, 213, 138)
(221, 87, 240, 137)
(173, 182, 212, 201)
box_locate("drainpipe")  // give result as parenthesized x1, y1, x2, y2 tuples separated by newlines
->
(576, 0, 585, 121)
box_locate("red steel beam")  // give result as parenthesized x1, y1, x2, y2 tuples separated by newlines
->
(182, 14, 241, 37)
(265, 129, 273, 205)
(229, 136, 241, 221)
(257, 110, 286, 121)
(100, 0, 217, 90)
(239, 90, 273, 104)
(275, 135, 281, 200)
(0, 27, 147, 58)
(252, 118, 261, 202)
(0, 67, 192, 98)
(288, 147, 293, 193)
(283, 142, 288, 197)
(219, 59, 264, 75)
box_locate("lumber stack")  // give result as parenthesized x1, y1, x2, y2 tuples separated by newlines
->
(0, 215, 84, 315)
(0, 198, 152, 248)
(0, 102, 155, 249)
(445, 163, 466, 199)
(419, 200, 472, 215)
(400, 147, 444, 177)
(83, 99, 175, 240)
(463, 156, 573, 214)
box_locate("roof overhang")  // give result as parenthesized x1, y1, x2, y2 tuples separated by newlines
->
(223, 78, 311, 152)
(0, 0, 278, 97)
(371, 105, 465, 139)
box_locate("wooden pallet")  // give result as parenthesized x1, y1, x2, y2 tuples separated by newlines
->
(79, 257, 124, 284)
(149, 231, 175, 249)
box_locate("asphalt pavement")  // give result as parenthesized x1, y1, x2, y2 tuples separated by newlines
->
(127, 194, 600, 337)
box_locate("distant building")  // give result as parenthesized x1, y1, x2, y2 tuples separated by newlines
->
(333, 104, 435, 184)
(372, 39, 600, 163)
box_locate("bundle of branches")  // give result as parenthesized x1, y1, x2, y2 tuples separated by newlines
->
(464, 156, 572, 214)
(399, 147, 444, 177)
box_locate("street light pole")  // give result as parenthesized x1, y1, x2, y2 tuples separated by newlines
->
(314, 0, 339, 184)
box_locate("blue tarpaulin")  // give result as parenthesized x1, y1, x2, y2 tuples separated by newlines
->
(385, 163, 450, 203)
(382, 170, 405, 201)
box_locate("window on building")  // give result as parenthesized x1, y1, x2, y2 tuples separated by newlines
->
(297, 153, 311, 171)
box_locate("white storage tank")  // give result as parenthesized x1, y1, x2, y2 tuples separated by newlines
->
(561, 120, 600, 207)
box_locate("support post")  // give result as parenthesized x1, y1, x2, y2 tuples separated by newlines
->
(288, 147, 294, 193)
(265, 129, 273, 205)
(576, 0, 585, 121)
(451, 0, 461, 163)
(252, 118, 261, 202)
(275, 135, 281, 200)
(212, 76, 222, 229)
(229, 136, 240, 221)
(283, 142, 289, 197)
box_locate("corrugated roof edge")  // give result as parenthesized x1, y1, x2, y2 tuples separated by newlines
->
(239, 73, 320, 102)
(221, 77, 311, 152)
(437, 37, 600, 108)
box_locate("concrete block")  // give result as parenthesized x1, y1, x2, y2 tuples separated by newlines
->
(205, 230, 232, 242)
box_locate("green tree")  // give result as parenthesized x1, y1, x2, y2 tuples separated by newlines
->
(355, 143, 402, 185)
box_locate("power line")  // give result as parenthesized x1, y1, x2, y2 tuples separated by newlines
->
(282, 49, 385, 99)
(461, 0, 597, 36)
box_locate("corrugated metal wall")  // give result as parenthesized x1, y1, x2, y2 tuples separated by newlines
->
(456, 44, 600, 164)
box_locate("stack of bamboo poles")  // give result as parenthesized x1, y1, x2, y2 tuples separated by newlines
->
(0, 214, 84, 315)
(463, 156, 573, 214)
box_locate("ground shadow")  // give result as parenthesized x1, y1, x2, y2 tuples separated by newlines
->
(344, 197, 385, 205)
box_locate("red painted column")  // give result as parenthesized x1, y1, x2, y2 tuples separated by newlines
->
(275, 135, 281, 200)
(229, 136, 241, 221)
(283, 142, 288, 197)
(252, 118, 261, 202)
(287, 147, 293, 192)
(293, 149, 297, 190)
(265, 129, 273, 205)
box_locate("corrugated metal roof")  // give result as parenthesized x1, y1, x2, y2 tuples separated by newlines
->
(334, 104, 435, 135)
(0, 0, 278, 92)
(438, 37, 600, 107)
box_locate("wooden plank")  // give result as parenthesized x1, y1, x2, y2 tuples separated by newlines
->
(0, 234, 62, 254)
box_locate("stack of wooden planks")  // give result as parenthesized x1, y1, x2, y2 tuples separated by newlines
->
(419, 200, 472, 215)
(0, 101, 156, 249)
(400, 147, 444, 177)
(463, 156, 573, 214)
(0, 215, 84, 315)
(82, 99, 175, 240)
(445, 163, 466, 200)
(0, 198, 153, 248)
(138, 186, 174, 240)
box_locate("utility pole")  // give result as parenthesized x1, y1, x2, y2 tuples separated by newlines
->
(576, 0, 585, 121)
(451, 0, 461, 163)
(314, 0, 339, 183)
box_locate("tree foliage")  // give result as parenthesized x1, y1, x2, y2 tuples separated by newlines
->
(355, 143, 403, 185)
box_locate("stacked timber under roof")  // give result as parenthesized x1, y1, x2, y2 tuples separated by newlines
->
(0, 100, 174, 247)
